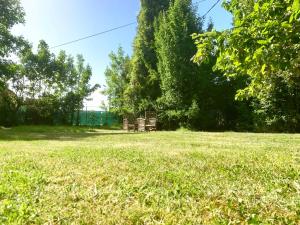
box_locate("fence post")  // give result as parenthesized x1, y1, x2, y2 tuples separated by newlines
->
(85, 106, 87, 126)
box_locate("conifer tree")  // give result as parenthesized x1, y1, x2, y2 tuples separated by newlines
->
(155, 0, 202, 126)
(127, 0, 172, 114)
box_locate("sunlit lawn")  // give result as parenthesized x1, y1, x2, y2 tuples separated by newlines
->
(0, 126, 299, 224)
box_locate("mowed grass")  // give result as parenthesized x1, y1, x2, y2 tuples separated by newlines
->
(0, 126, 299, 224)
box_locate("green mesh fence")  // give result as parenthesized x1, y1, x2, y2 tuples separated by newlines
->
(73, 111, 120, 126)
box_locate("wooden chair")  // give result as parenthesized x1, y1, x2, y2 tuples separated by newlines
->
(123, 118, 136, 132)
(145, 111, 156, 119)
(144, 111, 157, 131)
(137, 118, 146, 132)
(146, 117, 157, 131)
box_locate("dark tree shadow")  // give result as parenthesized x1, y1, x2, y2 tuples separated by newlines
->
(0, 126, 141, 141)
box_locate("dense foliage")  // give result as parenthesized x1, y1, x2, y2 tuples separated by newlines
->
(193, 0, 300, 132)
(105, 47, 131, 115)
(0, 0, 25, 81)
(0, 0, 97, 126)
(18, 42, 97, 125)
(155, 0, 203, 128)
(126, 0, 172, 113)
(105, 0, 253, 130)
(0, 0, 25, 125)
(1, 0, 299, 132)
(105, 0, 299, 132)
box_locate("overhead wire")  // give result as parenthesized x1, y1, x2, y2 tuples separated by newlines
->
(50, 0, 221, 49)
(50, 22, 137, 49)
(194, 0, 208, 4)
(202, 0, 221, 18)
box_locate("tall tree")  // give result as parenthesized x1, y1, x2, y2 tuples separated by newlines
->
(10, 40, 97, 125)
(193, 0, 300, 132)
(105, 47, 131, 115)
(20, 40, 55, 99)
(155, 0, 203, 127)
(0, 0, 26, 125)
(72, 55, 99, 125)
(127, 0, 172, 113)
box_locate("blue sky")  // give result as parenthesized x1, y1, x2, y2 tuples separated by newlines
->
(12, 0, 232, 109)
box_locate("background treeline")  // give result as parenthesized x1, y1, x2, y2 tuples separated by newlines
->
(0, 0, 97, 126)
(105, 0, 300, 132)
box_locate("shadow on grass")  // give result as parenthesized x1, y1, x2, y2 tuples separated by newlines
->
(0, 125, 140, 141)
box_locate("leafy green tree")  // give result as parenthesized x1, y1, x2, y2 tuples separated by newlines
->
(155, 0, 202, 128)
(105, 47, 131, 115)
(193, 0, 300, 132)
(0, 0, 25, 83)
(53, 51, 76, 124)
(20, 40, 56, 98)
(127, 0, 172, 113)
(0, 0, 26, 125)
(72, 55, 99, 125)
(15, 41, 97, 125)
(192, 21, 253, 131)
(54, 51, 76, 95)
(18, 41, 62, 124)
(0, 0, 98, 126)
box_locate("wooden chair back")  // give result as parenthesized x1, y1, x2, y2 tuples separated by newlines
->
(137, 118, 146, 132)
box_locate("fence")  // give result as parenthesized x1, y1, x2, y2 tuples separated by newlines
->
(73, 110, 120, 126)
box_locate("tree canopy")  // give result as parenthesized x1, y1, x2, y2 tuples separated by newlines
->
(193, 0, 300, 131)
(105, 47, 131, 115)
(155, 0, 203, 126)
(127, 0, 172, 113)
(2, 0, 300, 132)
(0, 0, 26, 88)
(0, 0, 99, 126)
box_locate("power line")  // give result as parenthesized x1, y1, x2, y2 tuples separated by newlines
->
(51, 1, 220, 49)
(195, 0, 208, 4)
(202, 0, 221, 18)
(50, 22, 137, 49)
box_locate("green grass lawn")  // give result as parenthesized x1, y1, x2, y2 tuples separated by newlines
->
(0, 126, 299, 224)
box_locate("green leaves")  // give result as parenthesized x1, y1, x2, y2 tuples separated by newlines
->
(257, 37, 273, 45)
(254, 3, 260, 12)
(290, 0, 300, 22)
(193, 0, 300, 131)
(281, 21, 293, 29)
(155, 0, 201, 115)
(0, 0, 25, 77)
(105, 47, 131, 115)
(292, 0, 300, 12)
(3, 38, 96, 125)
(261, 64, 267, 75)
(127, 0, 172, 113)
